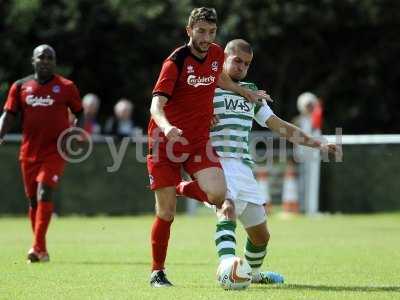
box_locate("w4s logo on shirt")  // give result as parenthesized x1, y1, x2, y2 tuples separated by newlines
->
(224, 96, 252, 113)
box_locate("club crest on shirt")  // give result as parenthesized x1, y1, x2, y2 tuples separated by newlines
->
(25, 86, 33, 93)
(187, 75, 215, 88)
(211, 61, 219, 72)
(25, 95, 55, 107)
(187, 65, 194, 74)
(52, 85, 61, 93)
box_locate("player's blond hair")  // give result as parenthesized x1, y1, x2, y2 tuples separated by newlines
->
(187, 7, 217, 28)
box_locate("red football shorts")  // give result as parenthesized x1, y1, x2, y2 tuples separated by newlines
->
(20, 158, 66, 198)
(147, 141, 222, 190)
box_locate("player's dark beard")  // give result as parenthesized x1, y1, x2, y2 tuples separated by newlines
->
(193, 40, 208, 54)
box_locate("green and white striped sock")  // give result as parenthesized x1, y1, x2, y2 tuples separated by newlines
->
(215, 220, 236, 261)
(244, 237, 267, 275)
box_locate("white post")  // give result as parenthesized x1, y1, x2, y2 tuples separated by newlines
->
(305, 149, 321, 214)
(305, 130, 322, 215)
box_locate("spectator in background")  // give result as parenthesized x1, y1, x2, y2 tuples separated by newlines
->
(104, 98, 136, 139)
(292, 92, 320, 213)
(311, 97, 324, 133)
(82, 93, 101, 135)
(293, 92, 317, 135)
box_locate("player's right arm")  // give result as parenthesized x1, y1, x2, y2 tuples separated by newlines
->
(151, 58, 183, 142)
(0, 112, 16, 145)
(0, 82, 20, 145)
(150, 95, 182, 142)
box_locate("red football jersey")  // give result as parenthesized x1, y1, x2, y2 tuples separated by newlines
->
(4, 74, 82, 162)
(148, 43, 224, 150)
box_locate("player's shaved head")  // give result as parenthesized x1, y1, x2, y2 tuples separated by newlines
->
(33, 44, 56, 59)
(223, 39, 253, 81)
(32, 44, 57, 83)
(225, 39, 253, 56)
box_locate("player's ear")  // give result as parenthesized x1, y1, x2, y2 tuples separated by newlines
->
(186, 26, 192, 38)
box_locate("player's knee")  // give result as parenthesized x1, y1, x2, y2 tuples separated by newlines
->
(155, 205, 176, 221)
(156, 211, 175, 221)
(206, 186, 226, 207)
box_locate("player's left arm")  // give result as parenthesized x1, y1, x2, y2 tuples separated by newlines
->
(67, 83, 84, 128)
(217, 72, 273, 103)
(266, 115, 342, 156)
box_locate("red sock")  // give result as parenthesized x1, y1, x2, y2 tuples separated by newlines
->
(151, 216, 173, 271)
(33, 202, 54, 252)
(176, 181, 209, 203)
(28, 207, 37, 233)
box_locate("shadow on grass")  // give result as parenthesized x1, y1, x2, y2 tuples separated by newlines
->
(56, 261, 209, 266)
(260, 284, 400, 293)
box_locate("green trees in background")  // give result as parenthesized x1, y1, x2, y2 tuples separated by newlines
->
(1, 0, 399, 133)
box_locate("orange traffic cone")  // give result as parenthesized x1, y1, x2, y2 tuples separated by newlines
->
(282, 162, 300, 213)
(254, 165, 272, 214)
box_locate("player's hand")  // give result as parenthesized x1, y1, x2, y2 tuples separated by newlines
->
(164, 126, 183, 142)
(240, 89, 273, 103)
(320, 143, 343, 160)
(210, 115, 220, 128)
(255, 90, 273, 102)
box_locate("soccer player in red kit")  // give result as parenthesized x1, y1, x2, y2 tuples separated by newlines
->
(147, 7, 270, 287)
(0, 45, 83, 263)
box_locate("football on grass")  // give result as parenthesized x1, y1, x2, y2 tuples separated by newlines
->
(216, 256, 252, 290)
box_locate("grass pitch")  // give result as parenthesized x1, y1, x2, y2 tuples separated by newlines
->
(1, 211, 399, 299)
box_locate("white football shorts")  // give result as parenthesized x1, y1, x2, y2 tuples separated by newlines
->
(219, 157, 267, 228)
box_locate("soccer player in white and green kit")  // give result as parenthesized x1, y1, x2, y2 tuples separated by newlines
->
(211, 39, 283, 284)
(181, 39, 341, 284)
